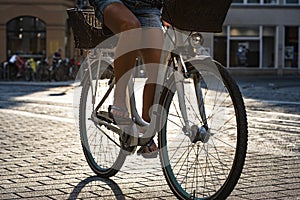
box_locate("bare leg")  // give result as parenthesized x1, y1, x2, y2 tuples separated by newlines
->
(138, 29, 163, 154)
(140, 29, 164, 123)
(104, 4, 162, 156)
(103, 3, 141, 109)
(141, 50, 160, 123)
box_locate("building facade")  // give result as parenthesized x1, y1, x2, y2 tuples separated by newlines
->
(0, 0, 299, 75)
(209, 0, 300, 75)
(0, 0, 74, 62)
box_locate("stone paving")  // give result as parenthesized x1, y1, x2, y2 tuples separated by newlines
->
(0, 76, 299, 199)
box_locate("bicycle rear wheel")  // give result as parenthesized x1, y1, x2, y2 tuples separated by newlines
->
(79, 58, 127, 178)
(158, 59, 248, 199)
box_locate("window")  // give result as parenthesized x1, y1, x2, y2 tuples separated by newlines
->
(262, 27, 276, 68)
(7, 16, 46, 59)
(232, 0, 278, 4)
(264, 0, 278, 4)
(229, 26, 260, 67)
(230, 40, 260, 67)
(232, 0, 243, 3)
(248, 0, 260, 3)
(214, 28, 227, 66)
(285, 27, 299, 68)
(285, 0, 299, 4)
(230, 26, 259, 37)
(217, 26, 276, 68)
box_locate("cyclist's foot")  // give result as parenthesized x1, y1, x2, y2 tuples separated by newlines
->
(137, 139, 158, 158)
(108, 105, 132, 125)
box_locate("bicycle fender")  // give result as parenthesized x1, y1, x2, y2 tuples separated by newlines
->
(185, 56, 222, 77)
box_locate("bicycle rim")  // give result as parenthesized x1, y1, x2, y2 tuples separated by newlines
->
(79, 60, 126, 178)
(158, 60, 248, 199)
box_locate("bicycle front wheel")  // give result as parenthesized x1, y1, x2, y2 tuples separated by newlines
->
(79, 59, 126, 178)
(158, 59, 248, 199)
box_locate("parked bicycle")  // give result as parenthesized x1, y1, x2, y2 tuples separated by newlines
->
(36, 59, 51, 82)
(24, 58, 36, 81)
(68, 1, 248, 199)
(49, 59, 69, 81)
(68, 58, 81, 80)
(0, 61, 8, 80)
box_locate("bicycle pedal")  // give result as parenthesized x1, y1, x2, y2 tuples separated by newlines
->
(119, 124, 139, 152)
(97, 111, 113, 123)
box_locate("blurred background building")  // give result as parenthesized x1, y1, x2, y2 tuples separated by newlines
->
(213, 0, 300, 75)
(0, 0, 75, 63)
(0, 0, 299, 75)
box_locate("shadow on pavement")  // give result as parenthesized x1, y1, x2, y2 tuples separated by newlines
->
(234, 75, 300, 115)
(0, 81, 73, 109)
(234, 75, 300, 101)
(68, 176, 125, 200)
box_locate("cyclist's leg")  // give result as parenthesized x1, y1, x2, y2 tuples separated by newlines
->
(137, 12, 163, 122)
(138, 28, 163, 155)
(103, 2, 142, 111)
(140, 48, 161, 123)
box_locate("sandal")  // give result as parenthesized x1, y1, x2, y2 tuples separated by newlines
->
(108, 105, 132, 125)
(137, 139, 159, 158)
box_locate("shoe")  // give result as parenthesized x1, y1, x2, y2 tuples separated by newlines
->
(137, 139, 158, 158)
(108, 105, 132, 125)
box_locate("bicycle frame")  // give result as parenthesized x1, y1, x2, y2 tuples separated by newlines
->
(82, 30, 212, 146)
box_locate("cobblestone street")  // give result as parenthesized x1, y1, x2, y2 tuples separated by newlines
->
(0, 76, 299, 199)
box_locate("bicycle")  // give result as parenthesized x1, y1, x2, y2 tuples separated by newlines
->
(68, 1, 248, 199)
(36, 59, 51, 82)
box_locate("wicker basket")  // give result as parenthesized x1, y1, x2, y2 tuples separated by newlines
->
(67, 8, 114, 49)
(162, 0, 232, 32)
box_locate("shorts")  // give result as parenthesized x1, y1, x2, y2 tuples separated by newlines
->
(91, 0, 162, 28)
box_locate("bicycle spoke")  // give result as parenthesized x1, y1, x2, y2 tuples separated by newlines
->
(95, 124, 121, 148)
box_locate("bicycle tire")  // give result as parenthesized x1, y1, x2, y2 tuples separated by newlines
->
(79, 59, 127, 178)
(158, 59, 248, 199)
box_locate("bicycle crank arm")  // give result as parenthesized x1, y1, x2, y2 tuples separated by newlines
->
(89, 113, 122, 135)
